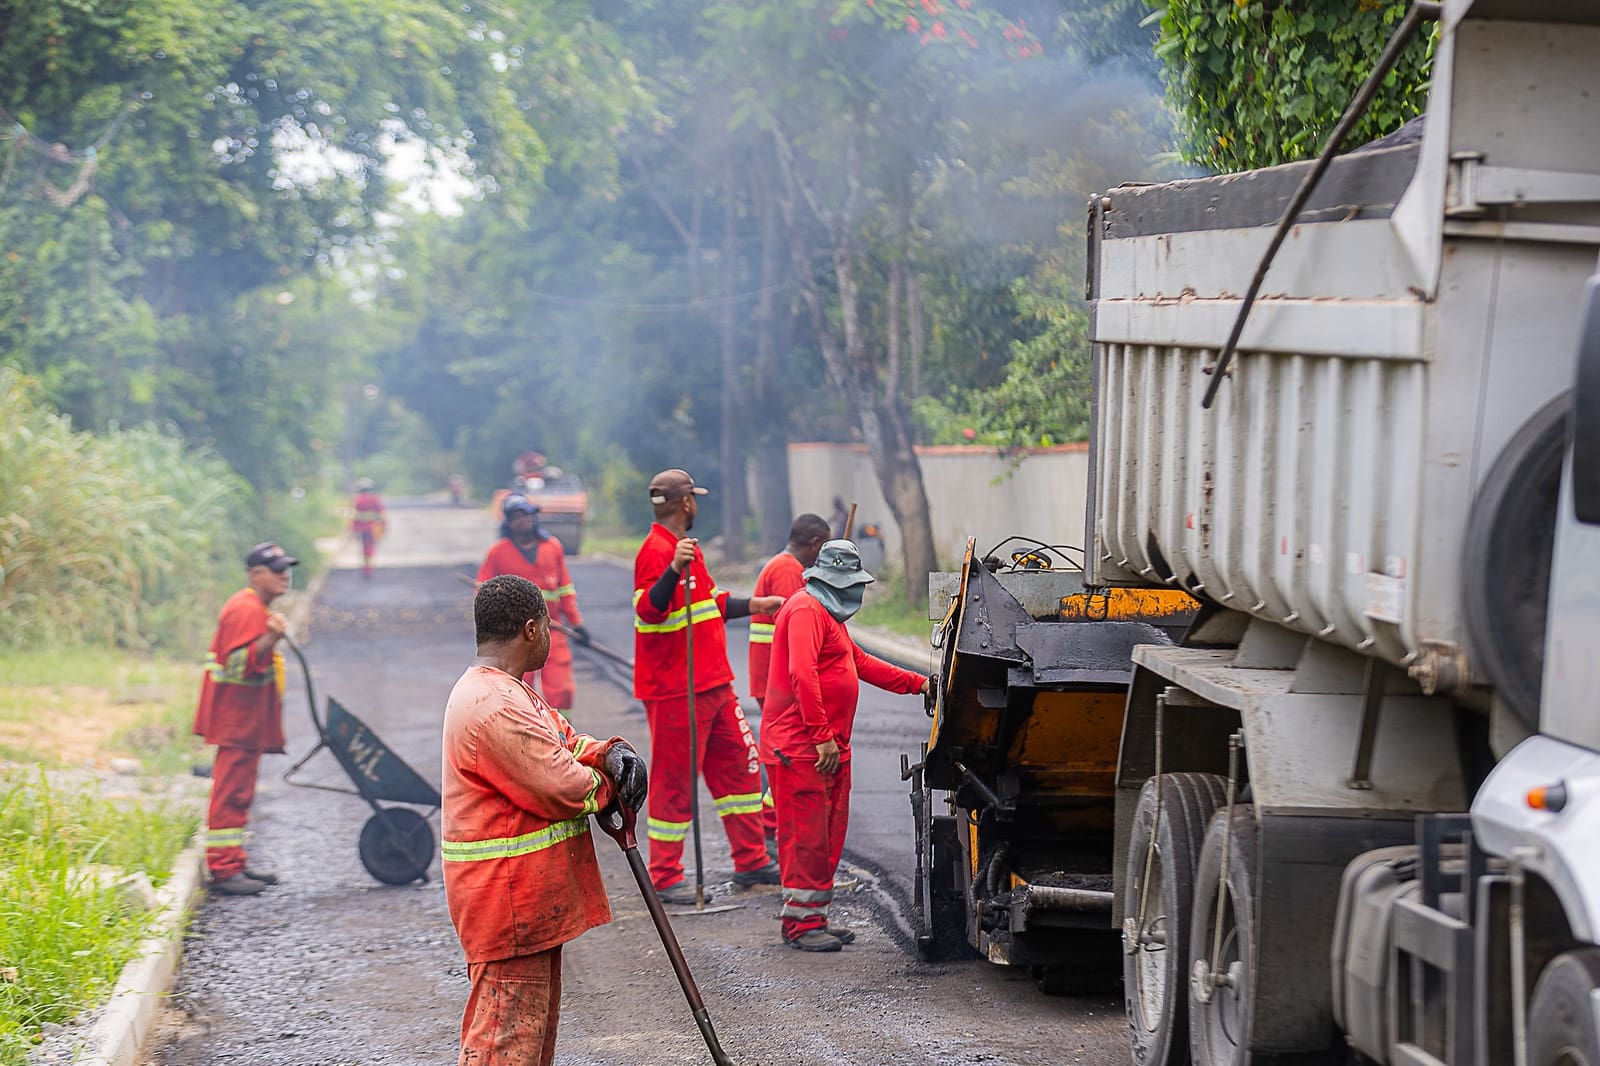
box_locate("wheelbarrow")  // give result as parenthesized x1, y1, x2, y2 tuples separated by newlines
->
(281, 636, 441, 885)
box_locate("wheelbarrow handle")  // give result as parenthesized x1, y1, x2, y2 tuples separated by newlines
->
(595, 806, 737, 1066)
(281, 635, 327, 736)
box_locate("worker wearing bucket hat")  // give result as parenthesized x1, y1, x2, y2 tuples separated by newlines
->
(758, 540, 931, 951)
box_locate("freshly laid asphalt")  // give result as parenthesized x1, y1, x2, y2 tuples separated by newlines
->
(146, 501, 1125, 1065)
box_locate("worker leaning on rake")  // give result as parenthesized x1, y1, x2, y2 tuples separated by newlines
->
(632, 468, 786, 904)
(441, 575, 648, 1066)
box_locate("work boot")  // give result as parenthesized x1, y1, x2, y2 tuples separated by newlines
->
(825, 926, 857, 945)
(210, 875, 266, 897)
(242, 867, 280, 885)
(657, 880, 713, 906)
(786, 930, 843, 953)
(731, 860, 780, 888)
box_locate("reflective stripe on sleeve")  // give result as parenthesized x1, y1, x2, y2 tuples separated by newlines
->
(582, 769, 604, 815)
(204, 647, 271, 686)
(543, 584, 576, 600)
(634, 597, 721, 634)
(440, 817, 590, 862)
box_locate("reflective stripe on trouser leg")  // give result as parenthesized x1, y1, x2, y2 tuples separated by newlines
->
(206, 746, 261, 880)
(700, 685, 770, 873)
(770, 757, 848, 939)
(643, 695, 692, 888)
(643, 685, 770, 887)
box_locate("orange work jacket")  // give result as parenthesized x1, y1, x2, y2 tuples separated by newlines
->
(441, 665, 619, 963)
(193, 588, 287, 753)
(477, 536, 583, 628)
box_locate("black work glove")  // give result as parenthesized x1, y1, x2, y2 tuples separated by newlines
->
(923, 675, 938, 718)
(570, 623, 592, 646)
(603, 741, 648, 811)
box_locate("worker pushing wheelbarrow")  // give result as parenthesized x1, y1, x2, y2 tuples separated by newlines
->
(281, 636, 441, 886)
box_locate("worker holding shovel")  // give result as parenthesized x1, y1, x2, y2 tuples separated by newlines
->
(441, 575, 648, 1066)
(632, 469, 786, 904)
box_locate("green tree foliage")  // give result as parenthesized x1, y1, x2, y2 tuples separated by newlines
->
(0, 368, 253, 649)
(1149, 0, 1432, 171)
(0, 0, 642, 489)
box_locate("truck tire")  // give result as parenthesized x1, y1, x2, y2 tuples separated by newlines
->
(1528, 948, 1600, 1065)
(1124, 773, 1229, 1066)
(1188, 807, 1259, 1066)
(1463, 391, 1571, 729)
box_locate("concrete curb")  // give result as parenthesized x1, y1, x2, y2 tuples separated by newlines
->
(66, 830, 208, 1066)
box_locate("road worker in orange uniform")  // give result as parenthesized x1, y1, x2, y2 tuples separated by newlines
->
(476, 494, 589, 714)
(633, 468, 786, 903)
(442, 575, 647, 1066)
(759, 540, 930, 951)
(748, 513, 831, 837)
(193, 542, 298, 896)
(350, 478, 386, 578)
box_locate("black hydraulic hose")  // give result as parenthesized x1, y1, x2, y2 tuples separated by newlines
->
(1201, 0, 1441, 410)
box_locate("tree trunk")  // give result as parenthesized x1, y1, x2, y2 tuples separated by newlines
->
(770, 123, 938, 605)
(751, 162, 793, 553)
(718, 148, 747, 561)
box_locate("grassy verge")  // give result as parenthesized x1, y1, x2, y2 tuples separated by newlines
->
(577, 527, 643, 561)
(855, 581, 936, 642)
(0, 648, 207, 774)
(0, 769, 199, 1064)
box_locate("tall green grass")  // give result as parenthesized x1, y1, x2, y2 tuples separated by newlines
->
(0, 770, 198, 1064)
(0, 368, 254, 650)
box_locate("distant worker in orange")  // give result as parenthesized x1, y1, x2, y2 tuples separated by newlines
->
(749, 513, 831, 837)
(350, 478, 386, 579)
(477, 494, 589, 714)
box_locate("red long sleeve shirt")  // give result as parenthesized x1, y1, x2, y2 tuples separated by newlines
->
(477, 537, 584, 627)
(632, 523, 732, 700)
(748, 551, 806, 700)
(757, 590, 925, 766)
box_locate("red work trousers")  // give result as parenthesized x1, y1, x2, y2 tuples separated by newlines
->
(520, 630, 574, 711)
(458, 947, 561, 1066)
(755, 697, 778, 839)
(643, 683, 769, 889)
(205, 745, 262, 880)
(770, 757, 852, 940)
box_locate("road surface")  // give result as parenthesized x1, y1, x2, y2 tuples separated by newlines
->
(148, 500, 1125, 1065)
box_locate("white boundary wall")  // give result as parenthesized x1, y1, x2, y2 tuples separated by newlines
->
(785, 442, 1089, 570)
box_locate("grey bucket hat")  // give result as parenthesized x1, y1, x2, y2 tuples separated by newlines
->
(803, 539, 875, 589)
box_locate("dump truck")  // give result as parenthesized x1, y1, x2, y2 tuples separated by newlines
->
(1075, 2, 1600, 1064)
(912, 2, 1600, 1062)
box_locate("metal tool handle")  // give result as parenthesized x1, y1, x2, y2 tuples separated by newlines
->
(282, 635, 326, 736)
(684, 567, 706, 909)
(596, 806, 737, 1066)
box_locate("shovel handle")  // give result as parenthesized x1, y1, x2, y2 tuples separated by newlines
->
(594, 805, 737, 1066)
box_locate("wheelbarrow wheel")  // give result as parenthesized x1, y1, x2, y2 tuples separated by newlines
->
(359, 807, 434, 885)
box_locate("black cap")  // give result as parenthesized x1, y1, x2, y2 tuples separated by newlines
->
(245, 542, 299, 572)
